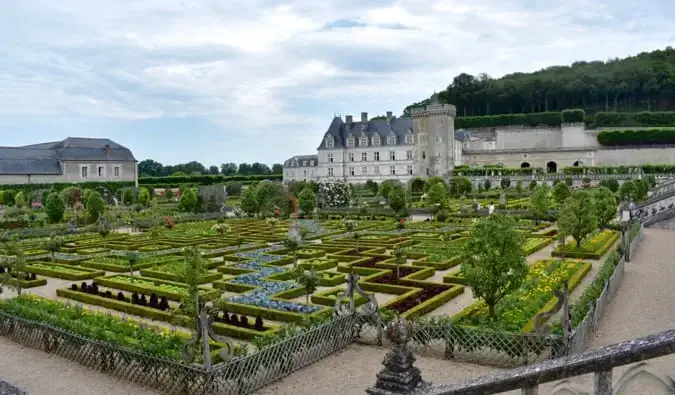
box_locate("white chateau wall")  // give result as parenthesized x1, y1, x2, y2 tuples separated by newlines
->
(496, 127, 562, 150)
(594, 148, 675, 166)
(467, 149, 595, 168)
(283, 167, 318, 183)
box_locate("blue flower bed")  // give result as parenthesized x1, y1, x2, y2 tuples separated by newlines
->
(225, 246, 322, 314)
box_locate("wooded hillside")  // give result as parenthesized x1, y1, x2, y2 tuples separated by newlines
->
(404, 47, 675, 117)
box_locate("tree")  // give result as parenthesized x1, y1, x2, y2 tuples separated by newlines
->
(528, 180, 538, 190)
(45, 235, 64, 263)
(45, 192, 65, 223)
(593, 187, 619, 228)
(449, 177, 472, 197)
(298, 187, 316, 215)
(424, 182, 447, 213)
(86, 191, 106, 220)
(394, 246, 406, 284)
(500, 177, 511, 189)
(240, 186, 258, 216)
(619, 180, 638, 201)
(2, 241, 28, 296)
(557, 190, 597, 247)
(126, 251, 139, 280)
(122, 189, 135, 205)
(98, 219, 111, 248)
(178, 188, 198, 212)
(294, 268, 320, 305)
(379, 180, 399, 199)
(181, 247, 206, 331)
(461, 214, 528, 316)
(551, 181, 571, 206)
(255, 182, 288, 216)
(14, 191, 26, 208)
(530, 186, 550, 224)
(515, 181, 523, 195)
(139, 188, 151, 206)
(283, 237, 300, 268)
(424, 176, 447, 193)
(387, 185, 407, 213)
(483, 179, 491, 190)
(598, 179, 619, 193)
(165, 189, 174, 200)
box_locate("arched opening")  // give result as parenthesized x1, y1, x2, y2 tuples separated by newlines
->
(520, 162, 531, 168)
(546, 161, 558, 173)
(573, 161, 580, 167)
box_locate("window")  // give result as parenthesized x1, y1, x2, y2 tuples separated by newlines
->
(310, 160, 314, 166)
(406, 150, 413, 160)
(81, 165, 89, 179)
(349, 153, 355, 162)
(349, 167, 355, 176)
(360, 137, 368, 147)
(374, 166, 380, 175)
(114, 166, 120, 177)
(435, 135, 442, 143)
(372, 135, 381, 146)
(405, 134, 414, 144)
(426, 168, 430, 176)
(387, 135, 396, 145)
(389, 151, 396, 161)
(327, 154, 334, 163)
(374, 152, 380, 161)
(347, 137, 355, 147)
(97, 165, 104, 177)
(419, 135, 427, 144)
(361, 166, 367, 175)
(325, 136, 334, 148)
(302, 161, 307, 166)
(328, 167, 334, 177)
(422, 151, 426, 160)
(361, 152, 367, 161)
(407, 165, 413, 175)
(304, 170, 307, 176)
(389, 166, 396, 175)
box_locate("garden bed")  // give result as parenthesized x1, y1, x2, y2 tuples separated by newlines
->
(26, 262, 105, 281)
(551, 230, 619, 259)
(95, 275, 219, 301)
(522, 237, 554, 255)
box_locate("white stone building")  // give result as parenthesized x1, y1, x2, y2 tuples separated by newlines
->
(283, 95, 467, 184)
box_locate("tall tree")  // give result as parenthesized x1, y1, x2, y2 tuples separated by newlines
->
(557, 190, 597, 247)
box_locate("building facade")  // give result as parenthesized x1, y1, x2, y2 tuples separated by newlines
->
(282, 155, 319, 183)
(283, 95, 464, 184)
(0, 137, 138, 186)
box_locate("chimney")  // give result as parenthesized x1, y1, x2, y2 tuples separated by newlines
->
(386, 111, 393, 123)
(346, 115, 353, 124)
(104, 144, 111, 155)
(361, 112, 368, 123)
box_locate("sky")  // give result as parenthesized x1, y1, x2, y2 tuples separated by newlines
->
(1, 1, 675, 168)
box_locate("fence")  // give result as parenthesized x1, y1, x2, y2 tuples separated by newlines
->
(567, 224, 644, 354)
(0, 310, 359, 395)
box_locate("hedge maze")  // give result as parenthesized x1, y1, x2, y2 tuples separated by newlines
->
(0, 217, 619, 354)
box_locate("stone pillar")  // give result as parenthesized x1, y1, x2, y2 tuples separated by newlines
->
(366, 318, 430, 394)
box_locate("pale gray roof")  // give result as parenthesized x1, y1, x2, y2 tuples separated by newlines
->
(0, 137, 136, 175)
(284, 155, 318, 168)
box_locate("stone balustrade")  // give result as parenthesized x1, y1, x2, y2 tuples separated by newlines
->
(367, 329, 675, 395)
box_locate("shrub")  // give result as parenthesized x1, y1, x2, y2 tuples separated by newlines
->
(45, 192, 65, 223)
(122, 189, 135, 205)
(178, 188, 198, 212)
(561, 109, 585, 123)
(85, 191, 106, 220)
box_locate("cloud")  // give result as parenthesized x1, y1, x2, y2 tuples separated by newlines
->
(1, 0, 674, 164)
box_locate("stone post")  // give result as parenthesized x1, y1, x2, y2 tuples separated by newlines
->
(366, 317, 430, 394)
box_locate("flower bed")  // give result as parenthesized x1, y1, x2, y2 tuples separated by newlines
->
(453, 259, 591, 332)
(26, 262, 105, 281)
(296, 248, 325, 259)
(522, 237, 554, 255)
(95, 275, 219, 301)
(79, 256, 169, 272)
(139, 260, 223, 284)
(76, 247, 110, 255)
(0, 295, 185, 359)
(552, 229, 619, 259)
(297, 258, 338, 271)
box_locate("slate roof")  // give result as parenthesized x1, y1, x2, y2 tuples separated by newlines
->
(284, 155, 318, 168)
(0, 137, 136, 175)
(317, 116, 470, 150)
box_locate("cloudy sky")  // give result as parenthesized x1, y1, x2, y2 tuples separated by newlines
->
(2, 1, 674, 168)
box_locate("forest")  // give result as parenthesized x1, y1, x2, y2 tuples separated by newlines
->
(404, 47, 675, 117)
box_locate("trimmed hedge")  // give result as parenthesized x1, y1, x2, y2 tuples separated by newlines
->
(139, 174, 282, 186)
(55, 288, 279, 341)
(218, 300, 332, 324)
(0, 181, 133, 194)
(26, 263, 104, 281)
(5, 277, 48, 289)
(455, 112, 564, 129)
(138, 268, 222, 284)
(95, 275, 219, 301)
(551, 232, 619, 259)
(594, 111, 675, 127)
(401, 284, 464, 320)
(597, 128, 675, 146)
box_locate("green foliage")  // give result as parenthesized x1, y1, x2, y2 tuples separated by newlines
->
(85, 191, 106, 220)
(178, 188, 198, 212)
(618, 180, 647, 201)
(449, 177, 471, 197)
(593, 187, 618, 228)
(387, 185, 407, 212)
(515, 181, 523, 195)
(561, 109, 585, 123)
(13, 191, 27, 208)
(255, 182, 288, 216)
(1, 241, 27, 295)
(45, 192, 65, 223)
(462, 214, 527, 316)
(240, 186, 258, 216)
(424, 176, 447, 193)
(530, 186, 550, 221)
(598, 178, 620, 193)
(139, 174, 282, 186)
(528, 180, 538, 190)
(551, 182, 571, 206)
(594, 111, 675, 127)
(379, 180, 400, 199)
(139, 188, 151, 206)
(1, 190, 15, 206)
(597, 128, 675, 145)
(558, 190, 597, 247)
(181, 247, 206, 331)
(294, 267, 321, 304)
(165, 189, 174, 199)
(500, 178, 511, 189)
(424, 182, 447, 212)
(122, 189, 135, 205)
(298, 187, 316, 214)
(44, 235, 64, 262)
(483, 179, 491, 190)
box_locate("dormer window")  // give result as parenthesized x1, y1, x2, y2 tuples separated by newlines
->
(325, 135, 335, 149)
(310, 160, 314, 166)
(302, 161, 307, 166)
(346, 137, 355, 148)
(360, 137, 368, 147)
(387, 135, 396, 145)
(372, 135, 381, 146)
(405, 134, 414, 144)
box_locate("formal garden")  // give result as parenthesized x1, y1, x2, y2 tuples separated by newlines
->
(0, 175, 647, 394)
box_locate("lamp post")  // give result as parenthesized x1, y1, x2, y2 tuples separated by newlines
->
(620, 201, 632, 263)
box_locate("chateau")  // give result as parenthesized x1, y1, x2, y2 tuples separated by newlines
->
(283, 96, 675, 184)
(0, 137, 138, 186)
